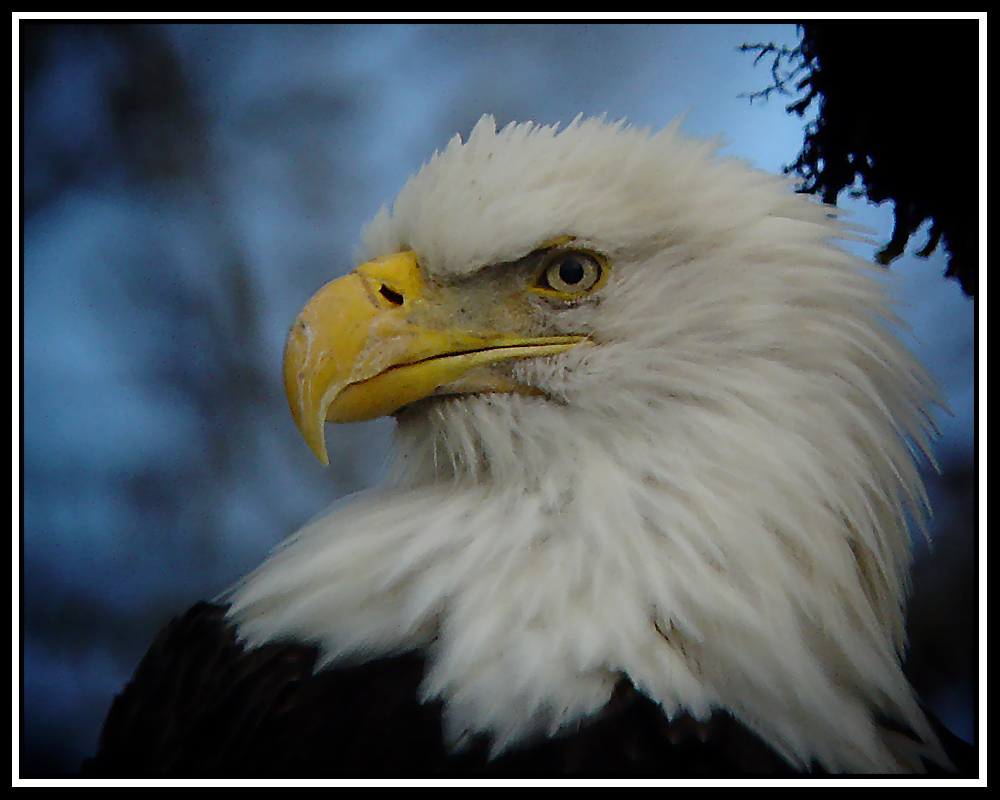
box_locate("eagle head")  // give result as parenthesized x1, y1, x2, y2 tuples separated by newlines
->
(228, 115, 945, 772)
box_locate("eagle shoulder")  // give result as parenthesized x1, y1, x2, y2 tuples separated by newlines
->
(84, 602, 819, 776)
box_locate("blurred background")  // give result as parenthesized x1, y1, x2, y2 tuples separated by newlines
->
(19, 22, 978, 774)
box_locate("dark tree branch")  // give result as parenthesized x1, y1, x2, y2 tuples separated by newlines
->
(742, 23, 978, 297)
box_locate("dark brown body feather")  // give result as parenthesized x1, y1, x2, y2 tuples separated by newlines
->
(82, 602, 973, 777)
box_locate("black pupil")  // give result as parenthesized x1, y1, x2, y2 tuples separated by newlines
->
(558, 258, 585, 285)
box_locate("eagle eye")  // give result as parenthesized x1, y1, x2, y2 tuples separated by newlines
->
(536, 251, 605, 296)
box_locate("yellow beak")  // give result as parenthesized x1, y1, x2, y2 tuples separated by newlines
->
(283, 251, 586, 465)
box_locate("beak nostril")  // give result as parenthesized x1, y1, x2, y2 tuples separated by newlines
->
(379, 285, 404, 306)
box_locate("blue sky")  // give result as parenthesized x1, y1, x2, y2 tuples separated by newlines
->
(20, 22, 976, 773)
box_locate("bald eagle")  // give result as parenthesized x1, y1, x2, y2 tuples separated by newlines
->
(85, 116, 971, 776)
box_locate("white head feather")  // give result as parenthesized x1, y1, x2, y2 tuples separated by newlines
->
(228, 115, 944, 772)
